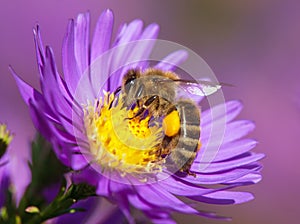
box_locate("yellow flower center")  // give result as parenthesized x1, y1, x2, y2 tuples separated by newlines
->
(0, 124, 13, 157)
(84, 92, 164, 178)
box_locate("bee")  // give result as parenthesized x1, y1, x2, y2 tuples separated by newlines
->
(114, 68, 221, 176)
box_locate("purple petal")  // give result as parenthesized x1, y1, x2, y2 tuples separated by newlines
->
(40, 47, 79, 135)
(184, 165, 262, 184)
(33, 25, 45, 72)
(143, 211, 175, 224)
(108, 179, 131, 194)
(113, 23, 127, 45)
(28, 100, 54, 142)
(158, 175, 235, 196)
(222, 120, 256, 143)
(157, 173, 215, 196)
(148, 217, 176, 224)
(194, 153, 264, 173)
(11, 71, 71, 151)
(33, 27, 77, 122)
(8, 152, 31, 205)
(111, 20, 143, 63)
(140, 23, 159, 40)
(190, 191, 254, 205)
(29, 101, 72, 167)
(56, 197, 100, 224)
(107, 20, 144, 91)
(62, 19, 80, 94)
(46, 123, 76, 145)
(0, 167, 9, 207)
(74, 12, 90, 75)
(96, 175, 110, 196)
(24, 93, 74, 166)
(113, 20, 143, 47)
(35, 54, 80, 143)
(155, 50, 188, 71)
(113, 23, 160, 89)
(33, 27, 74, 106)
(135, 185, 198, 214)
(71, 166, 100, 187)
(72, 72, 96, 104)
(90, 22, 159, 95)
(91, 9, 114, 61)
(122, 23, 159, 69)
(71, 154, 88, 171)
(89, 50, 112, 98)
(11, 67, 43, 106)
(129, 186, 231, 220)
(226, 172, 262, 184)
(201, 120, 256, 146)
(197, 139, 258, 162)
(127, 193, 153, 210)
(114, 193, 135, 224)
(201, 100, 243, 127)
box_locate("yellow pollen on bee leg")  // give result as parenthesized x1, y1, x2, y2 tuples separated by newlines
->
(163, 110, 180, 137)
(196, 141, 202, 152)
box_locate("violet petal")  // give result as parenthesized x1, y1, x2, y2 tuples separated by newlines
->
(74, 12, 90, 75)
(91, 9, 114, 61)
(62, 19, 81, 94)
(190, 190, 254, 205)
(155, 50, 188, 71)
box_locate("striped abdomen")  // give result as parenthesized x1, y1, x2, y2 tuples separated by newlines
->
(168, 100, 201, 174)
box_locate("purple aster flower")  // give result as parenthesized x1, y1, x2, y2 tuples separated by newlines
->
(0, 124, 12, 210)
(0, 167, 10, 221)
(0, 125, 31, 209)
(0, 124, 13, 162)
(0, 123, 14, 222)
(11, 10, 264, 223)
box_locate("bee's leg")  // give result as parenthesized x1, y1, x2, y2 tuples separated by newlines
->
(128, 95, 160, 119)
(186, 169, 197, 177)
(109, 86, 122, 109)
(135, 99, 140, 107)
(113, 86, 122, 95)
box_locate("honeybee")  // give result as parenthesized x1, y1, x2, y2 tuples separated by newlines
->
(115, 68, 221, 176)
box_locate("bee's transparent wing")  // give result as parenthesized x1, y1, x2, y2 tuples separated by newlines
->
(183, 81, 222, 96)
(156, 78, 226, 102)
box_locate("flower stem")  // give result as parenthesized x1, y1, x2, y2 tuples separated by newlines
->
(25, 183, 96, 224)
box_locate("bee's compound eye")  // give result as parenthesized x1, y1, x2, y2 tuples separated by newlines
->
(163, 110, 180, 137)
(124, 76, 136, 93)
(125, 75, 136, 85)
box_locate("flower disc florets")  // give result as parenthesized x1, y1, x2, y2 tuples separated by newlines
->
(84, 91, 165, 179)
(0, 124, 13, 158)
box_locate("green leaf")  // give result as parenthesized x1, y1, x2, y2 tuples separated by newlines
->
(25, 183, 95, 224)
(0, 183, 19, 224)
(15, 134, 97, 224)
(18, 134, 68, 222)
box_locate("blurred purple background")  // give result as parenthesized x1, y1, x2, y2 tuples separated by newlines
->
(0, 0, 299, 223)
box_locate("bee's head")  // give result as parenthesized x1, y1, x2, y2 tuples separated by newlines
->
(122, 69, 141, 94)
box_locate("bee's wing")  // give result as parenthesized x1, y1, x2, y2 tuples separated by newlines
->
(156, 78, 228, 102)
(181, 81, 222, 96)
(164, 79, 223, 97)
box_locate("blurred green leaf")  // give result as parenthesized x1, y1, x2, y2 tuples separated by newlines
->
(18, 134, 68, 222)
